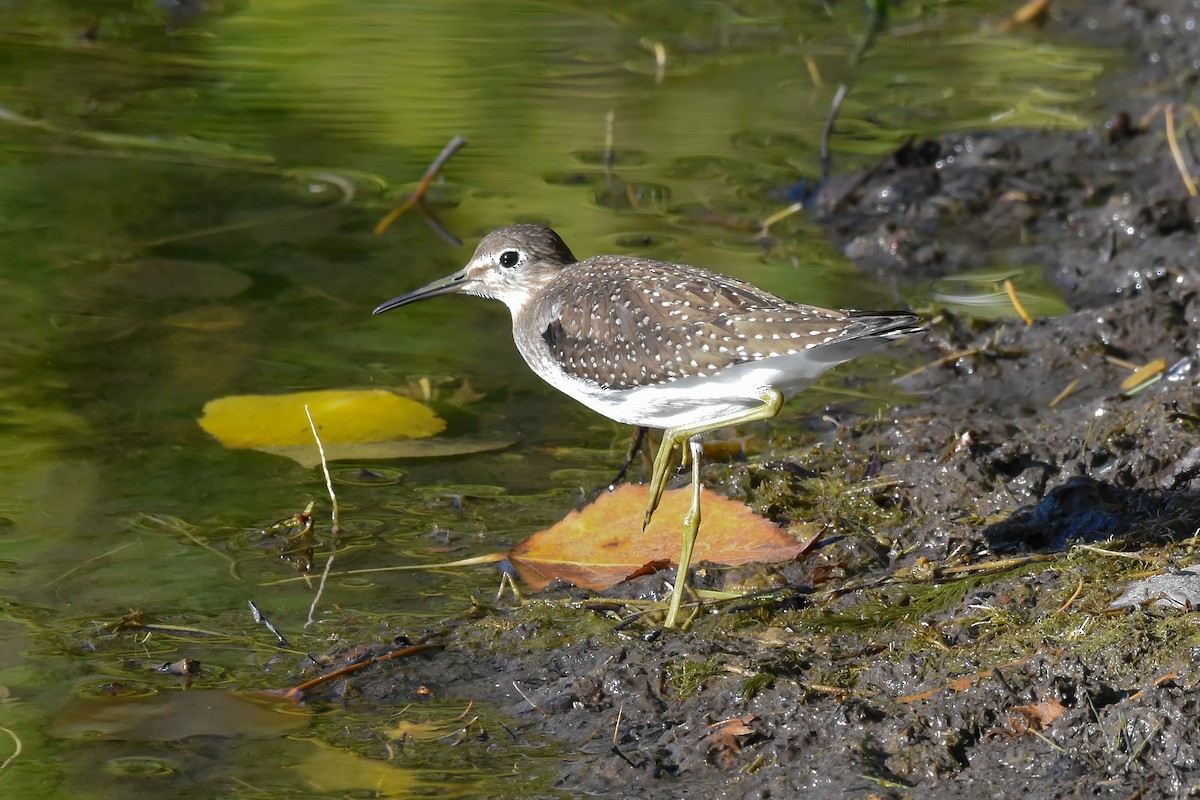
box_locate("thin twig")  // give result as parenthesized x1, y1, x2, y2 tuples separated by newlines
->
(1048, 378, 1080, 408)
(374, 135, 468, 234)
(762, 83, 848, 235)
(1164, 104, 1198, 197)
(936, 553, 1058, 576)
(281, 642, 443, 699)
(414, 200, 461, 247)
(820, 85, 850, 182)
(257, 550, 507, 587)
(1057, 575, 1085, 613)
(304, 404, 341, 628)
(512, 681, 547, 716)
(759, 202, 805, 237)
(1104, 354, 1138, 370)
(128, 512, 239, 578)
(803, 55, 823, 90)
(1074, 543, 1151, 561)
(126, 512, 240, 581)
(0, 725, 21, 772)
(306, 408, 340, 535)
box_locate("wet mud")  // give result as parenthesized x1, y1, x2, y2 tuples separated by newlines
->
(307, 0, 1200, 796)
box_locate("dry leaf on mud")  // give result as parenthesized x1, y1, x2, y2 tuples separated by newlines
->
(702, 713, 757, 769)
(507, 485, 815, 591)
(989, 697, 1068, 738)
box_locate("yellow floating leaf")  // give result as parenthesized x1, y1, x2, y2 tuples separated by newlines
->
(508, 484, 815, 591)
(200, 389, 445, 449)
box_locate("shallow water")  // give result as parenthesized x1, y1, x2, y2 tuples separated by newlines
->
(0, 1, 1108, 796)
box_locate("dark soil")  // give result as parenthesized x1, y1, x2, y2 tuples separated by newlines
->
(301, 0, 1200, 796)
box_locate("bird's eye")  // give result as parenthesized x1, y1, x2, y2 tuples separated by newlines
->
(498, 250, 520, 268)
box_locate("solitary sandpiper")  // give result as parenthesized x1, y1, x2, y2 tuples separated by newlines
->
(374, 224, 924, 628)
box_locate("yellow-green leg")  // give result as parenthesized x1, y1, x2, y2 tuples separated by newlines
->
(664, 437, 704, 628)
(643, 388, 785, 628)
(643, 429, 687, 531)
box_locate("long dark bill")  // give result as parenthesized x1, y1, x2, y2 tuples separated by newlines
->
(372, 268, 471, 315)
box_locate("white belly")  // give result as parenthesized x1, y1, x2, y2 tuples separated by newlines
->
(523, 350, 831, 430)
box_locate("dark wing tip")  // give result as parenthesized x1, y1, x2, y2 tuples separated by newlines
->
(847, 310, 926, 338)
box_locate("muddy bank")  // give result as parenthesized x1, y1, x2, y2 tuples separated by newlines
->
(307, 0, 1200, 796)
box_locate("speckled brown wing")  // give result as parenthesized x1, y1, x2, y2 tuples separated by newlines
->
(530, 255, 899, 390)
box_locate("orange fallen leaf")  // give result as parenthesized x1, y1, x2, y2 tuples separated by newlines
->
(507, 484, 813, 591)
